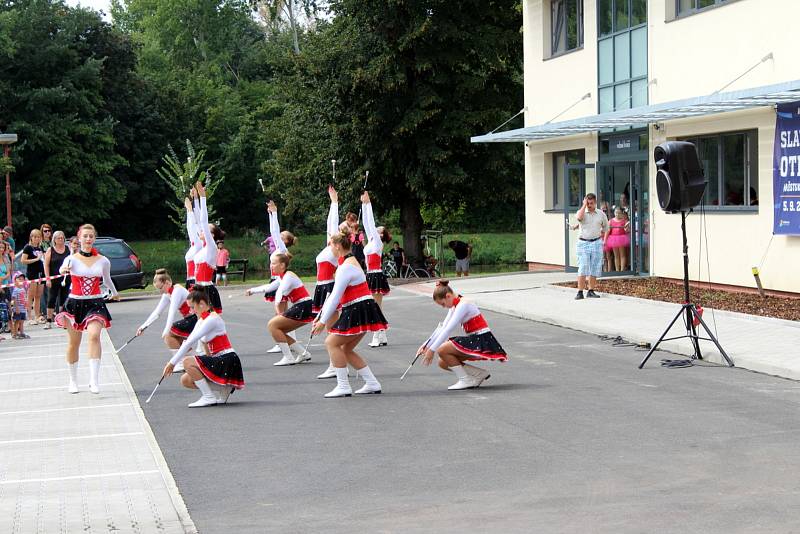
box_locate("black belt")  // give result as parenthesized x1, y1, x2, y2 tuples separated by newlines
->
(579, 237, 600, 242)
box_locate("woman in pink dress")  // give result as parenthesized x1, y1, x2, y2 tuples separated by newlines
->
(603, 207, 631, 271)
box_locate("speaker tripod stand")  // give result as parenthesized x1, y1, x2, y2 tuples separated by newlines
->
(638, 210, 734, 369)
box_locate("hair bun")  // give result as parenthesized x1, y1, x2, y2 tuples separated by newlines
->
(155, 268, 168, 275)
(435, 279, 450, 287)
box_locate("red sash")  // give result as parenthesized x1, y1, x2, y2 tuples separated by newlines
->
(186, 260, 195, 278)
(340, 282, 371, 306)
(316, 262, 336, 281)
(366, 253, 382, 271)
(207, 334, 232, 355)
(70, 276, 101, 297)
(287, 285, 310, 303)
(195, 263, 214, 283)
(463, 314, 489, 334)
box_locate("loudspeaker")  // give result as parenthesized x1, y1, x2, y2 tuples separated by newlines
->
(654, 141, 707, 213)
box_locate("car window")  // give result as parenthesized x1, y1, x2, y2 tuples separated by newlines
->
(94, 242, 130, 259)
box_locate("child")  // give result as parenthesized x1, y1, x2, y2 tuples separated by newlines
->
(604, 207, 631, 272)
(215, 240, 230, 287)
(11, 273, 30, 339)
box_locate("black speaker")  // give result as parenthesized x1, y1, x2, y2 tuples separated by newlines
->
(654, 141, 707, 213)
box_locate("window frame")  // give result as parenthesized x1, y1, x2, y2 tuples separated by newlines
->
(597, 0, 648, 113)
(680, 129, 759, 211)
(552, 149, 587, 210)
(550, 0, 584, 57)
(673, 0, 738, 20)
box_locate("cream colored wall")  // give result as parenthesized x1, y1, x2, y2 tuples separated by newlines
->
(525, 134, 599, 266)
(649, 108, 800, 293)
(649, 0, 800, 103)
(523, 0, 598, 126)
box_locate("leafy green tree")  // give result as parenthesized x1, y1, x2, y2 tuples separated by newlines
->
(264, 0, 524, 263)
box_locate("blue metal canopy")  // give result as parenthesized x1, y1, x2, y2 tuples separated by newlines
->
(471, 80, 800, 143)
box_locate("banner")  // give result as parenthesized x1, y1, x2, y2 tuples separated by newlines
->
(773, 102, 800, 235)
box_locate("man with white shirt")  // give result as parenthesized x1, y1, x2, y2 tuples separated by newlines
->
(574, 193, 608, 300)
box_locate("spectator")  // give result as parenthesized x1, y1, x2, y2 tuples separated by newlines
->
(389, 241, 406, 275)
(20, 228, 46, 325)
(11, 272, 29, 339)
(573, 193, 608, 299)
(603, 207, 631, 272)
(40, 224, 52, 252)
(2, 225, 15, 254)
(69, 235, 79, 254)
(43, 230, 71, 329)
(0, 240, 10, 289)
(345, 211, 367, 270)
(448, 240, 473, 277)
(215, 240, 230, 286)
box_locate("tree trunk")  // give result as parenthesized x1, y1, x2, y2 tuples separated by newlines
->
(288, 0, 300, 55)
(400, 197, 424, 267)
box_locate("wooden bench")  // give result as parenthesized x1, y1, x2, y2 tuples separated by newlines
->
(227, 258, 249, 281)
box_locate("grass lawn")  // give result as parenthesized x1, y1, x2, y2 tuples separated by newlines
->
(128, 233, 526, 280)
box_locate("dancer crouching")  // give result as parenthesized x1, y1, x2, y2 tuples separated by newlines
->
(261, 253, 315, 365)
(360, 191, 392, 347)
(56, 224, 120, 394)
(135, 269, 191, 370)
(161, 290, 245, 407)
(420, 280, 507, 390)
(311, 230, 388, 398)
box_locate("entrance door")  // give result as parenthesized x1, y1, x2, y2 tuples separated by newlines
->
(564, 160, 649, 274)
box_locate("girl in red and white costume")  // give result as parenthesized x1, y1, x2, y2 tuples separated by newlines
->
(262, 200, 297, 354)
(261, 253, 316, 366)
(420, 280, 507, 390)
(183, 195, 202, 288)
(134, 269, 192, 371)
(189, 182, 224, 315)
(56, 224, 120, 394)
(162, 290, 244, 408)
(311, 231, 388, 398)
(360, 191, 392, 348)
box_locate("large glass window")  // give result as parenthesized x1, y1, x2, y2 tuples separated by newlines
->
(551, 0, 584, 56)
(597, 0, 647, 113)
(553, 149, 586, 209)
(683, 130, 758, 207)
(678, 0, 727, 16)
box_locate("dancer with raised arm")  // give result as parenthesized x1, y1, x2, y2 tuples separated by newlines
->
(161, 290, 244, 407)
(183, 194, 201, 289)
(311, 230, 388, 398)
(420, 280, 507, 390)
(360, 190, 392, 348)
(56, 224, 120, 394)
(135, 269, 192, 369)
(265, 253, 315, 366)
(190, 182, 224, 315)
(263, 200, 297, 354)
(315, 186, 343, 379)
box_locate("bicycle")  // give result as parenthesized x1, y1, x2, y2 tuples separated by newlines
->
(383, 257, 430, 279)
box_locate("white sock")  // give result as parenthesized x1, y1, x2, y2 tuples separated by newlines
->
(67, 362, 78, 383)
(89, 358, 101, 386)
(289, 342, 304, 355)
(194, 378, 214, 396)
(287, 330, 296, 341)
(278, 342, 292, 358)
(335, 367, 350, 389)
(357, 365, 380, 387)
(450, 365, 468, 380)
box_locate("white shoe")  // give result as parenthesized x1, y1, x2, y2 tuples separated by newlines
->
(188, 393, 218, 407)
(354, 382, 382, 395)
(267, 344, 282, 353)
(89, 382, 100, 394)
(273, 355, 296, 366)
(68, 380, 78, 394)
(324, 384, 353, 398)
(463, 365, 490, 386)
(367, 332, 381, 348)
(317, 365, 337, 379)
(290, 345, 311, 364)
(173, 360, 185, 373)
(378, 330, 388, 347)
(448, 376, 482, 390)
(44, 322, 52, 330)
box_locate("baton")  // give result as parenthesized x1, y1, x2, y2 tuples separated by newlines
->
(400, 326, 439, 380)
(117, 328, 145, 352)
(304, 293, 329, 353)
(258, 178, 266, 193)
(145, 375, 165, 404)
(356, 171, 370, 223)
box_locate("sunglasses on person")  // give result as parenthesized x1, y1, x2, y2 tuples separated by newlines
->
(42, 229, 52, 233)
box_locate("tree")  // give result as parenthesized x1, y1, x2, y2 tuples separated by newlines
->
(264, 0, 524, 263)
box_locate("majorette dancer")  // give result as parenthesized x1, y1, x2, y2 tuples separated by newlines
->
(261, 253, 316, 366)
(314, 186, 344, 379)
(55, 224, 120, 394)
(135, 269, 192, 371)
(161, 290, 245, 407)
(419, 280, 507, 390)
(311, 230, 388, 398)
(190, 182, 224, 316)
(183, 194, 202, 289)
(360, 191, 392, 348)
(262, 200, 297, 354)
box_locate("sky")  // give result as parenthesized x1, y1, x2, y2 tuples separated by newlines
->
(65, 0, 112, 18)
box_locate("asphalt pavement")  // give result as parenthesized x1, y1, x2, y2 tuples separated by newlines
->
(109, 287, 800, 533)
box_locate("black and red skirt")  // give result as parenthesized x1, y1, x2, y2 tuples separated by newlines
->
(185, 278, 196, 291)
(366, 272, 391, 295)
(195, 350, 245, 389)
(170, 314, 197, 339)
(329, 298, 388, 336)
(283, 300, 314, 323)
(450, 332, 507, 362)
(55, 297, 112, 331)
(312, 281, 334, 314)
(195, 284, 222, 314)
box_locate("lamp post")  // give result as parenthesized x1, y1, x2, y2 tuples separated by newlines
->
(0, 133, 18, 228)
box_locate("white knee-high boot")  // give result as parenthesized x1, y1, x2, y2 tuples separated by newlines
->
(354, 366, 382, 395)
(188, 378, 218, 407)
(88, 359, 101, 394)
(324, 367, 352, 398)
(67, 362, 78, 394)
(274, 342, 296, 366)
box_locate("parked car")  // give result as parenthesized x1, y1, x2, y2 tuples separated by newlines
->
(13, 236, 145, 294)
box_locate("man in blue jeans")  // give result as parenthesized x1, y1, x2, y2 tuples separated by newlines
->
(575, 193, 608, 300)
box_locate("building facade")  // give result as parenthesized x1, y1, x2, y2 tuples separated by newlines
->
(478, 0, 800, 293)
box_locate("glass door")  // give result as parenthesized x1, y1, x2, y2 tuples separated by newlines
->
(563, 163, 595, 272)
